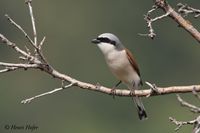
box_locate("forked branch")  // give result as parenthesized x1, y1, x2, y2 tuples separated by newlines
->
(170, 93, 200, 132)
(169, 116, 200, 132)
(177, 3, 200, 18)
(141, 0, 200, 43)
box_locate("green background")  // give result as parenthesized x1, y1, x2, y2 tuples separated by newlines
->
(0, 0, 200, 133)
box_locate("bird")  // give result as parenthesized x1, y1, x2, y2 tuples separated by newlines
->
(91, 33, 147, 120)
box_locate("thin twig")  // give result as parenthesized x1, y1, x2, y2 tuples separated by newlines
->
(151, 11, 170, 21)
(0, 62, 39, 69)
(25, 0, 37, 46)
(25, 0, 48, 63)
(176, 94, 200, 113)
(193, 116, 200, 133)
(145, 81, 160, 97)
(139, 5, 170, 39)
(169, 117, 196, 131)
(21, 82, 75, 104)
(0, 67, 18, 73)
(177, 3, 200, 18)
(39, 36, 46, 50)
(5, 14, 37, 49)
(0, 34, 40, 64)
(36, 37, 48, 63)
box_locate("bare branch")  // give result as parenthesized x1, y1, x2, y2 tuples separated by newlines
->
(155, 0, 200, 43)
(25, 0, 37, 46)
(193, 116, 200, 133)
(39, 36, 46, 50)
(30, 65, 200, 98)
(169, 117, 197, 132)
(139, 5, 170, 39)
(176, 94, 200, 113)
(21, 82, 75, 104)
(141, 0, 200, 43)
(0, 67, 18, 73)
(21, 68, 200, 100)
(35, 37, 48, 64)
(5, 5, 46, 65)
(0, 33, 40, 64)
(170, 116, 200, 133)
(24, 0, 47, 64)
(170, 94, 200, 132)
(5, 14, 37, 49)
(0, 62, 39, 69)
(177, 3, 200, 18)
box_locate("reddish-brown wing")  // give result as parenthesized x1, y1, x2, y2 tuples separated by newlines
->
(125, 48, 143, 85)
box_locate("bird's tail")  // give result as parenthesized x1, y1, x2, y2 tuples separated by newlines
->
(132, 96, 148, 120)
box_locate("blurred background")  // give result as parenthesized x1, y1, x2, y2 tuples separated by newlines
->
(0, 0, 200, 133)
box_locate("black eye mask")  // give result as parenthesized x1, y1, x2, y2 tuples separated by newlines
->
(97, 37, 116, 45)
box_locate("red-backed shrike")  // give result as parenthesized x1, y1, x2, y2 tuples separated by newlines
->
(91, 33, 147, 120)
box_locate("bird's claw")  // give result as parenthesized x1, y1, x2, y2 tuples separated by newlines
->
(111, 88, 116, 99)
(95, 82, 101, 90)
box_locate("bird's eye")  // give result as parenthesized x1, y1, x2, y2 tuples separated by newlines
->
(110, 40, 116, 45)
(97, 37, 116, 45)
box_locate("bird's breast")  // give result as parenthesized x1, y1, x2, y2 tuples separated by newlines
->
(105, 50, 140, 85)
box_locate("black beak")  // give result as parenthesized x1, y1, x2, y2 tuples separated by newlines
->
(91, 38, 100, 44)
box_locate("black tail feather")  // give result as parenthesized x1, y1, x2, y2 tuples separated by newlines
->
(132, 96, 148, 120)
(136, 104, 148, 120)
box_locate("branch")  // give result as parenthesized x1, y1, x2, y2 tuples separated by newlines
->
(25, 0, 37, 46)
(5, 15, 47, 64)
(169, 117, 198, 132)
(177, 3, 200, 18)
(156, 0, 200, 43)
(139, 5, 170, 39)
(0, 62, 39, 68)
(21, 82, 75, 104)
(5, 14, 36, 49)
(18, 78, 200, 103)
(176, 94, 200, 113)
(0, 67, 18, 73)
(141, 0, 200, 43)
(0, 33, 40, 64)
(170, 93, 200, 132)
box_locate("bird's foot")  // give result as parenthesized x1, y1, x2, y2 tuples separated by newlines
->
(95, 82, 101, 90)
(129, 90, 136, 97)
(111, 88, 116, 99)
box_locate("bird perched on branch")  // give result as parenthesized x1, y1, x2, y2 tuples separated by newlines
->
(92, 33, 147, 120)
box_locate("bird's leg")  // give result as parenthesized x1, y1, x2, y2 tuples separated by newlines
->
(111, 81, 122, 99)
(130, 81, 136, 96)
